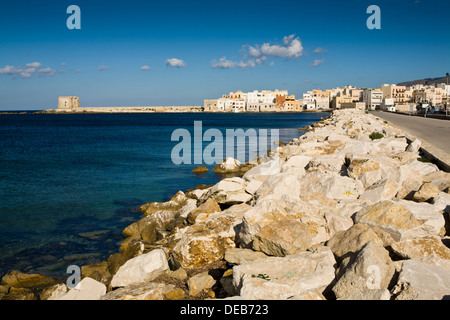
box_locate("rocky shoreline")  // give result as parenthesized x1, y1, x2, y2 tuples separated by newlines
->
(1, 108, 450, 300)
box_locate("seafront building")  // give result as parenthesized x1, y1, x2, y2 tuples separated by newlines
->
(203, 89, 299, 112)
(58, 96, 80, 110)
(56, 80, 449, 114)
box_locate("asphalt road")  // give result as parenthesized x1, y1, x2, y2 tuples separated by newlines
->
(372, 111, 450, 154)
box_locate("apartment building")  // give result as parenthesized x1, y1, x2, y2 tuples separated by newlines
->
(362, 88, 383, 110)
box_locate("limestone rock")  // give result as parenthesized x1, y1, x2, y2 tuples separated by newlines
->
(39, 283, 68, 300)
(110, 249, 169, 288)
(283, 155, 312, 169)
(358, 179, 400, 203)
(123, 210, 180, 237)
(307, 154, 346, 172)
(81, 261, 112, 286)
(255, 172, 301, 201)
(1, 271, 55, 289)
(171, 204, 250, 269)
(412, 182, 441, 202)
(347, 158, 381, 180)
(300, 192, 337, 208)
(187, 273, 216, 296)
(187, 198, 221, 225)
(393, 259, 450, 300)
(332, 242, 395, 299)
(423, 171, 450, 191)
(102, 282, 175, 300)
(232, 247, 336, 300)
(390, 236, 450, 260)
(396, 199, 446, 238)
(405, 160, 439, 177)
(213, 157, 241, 173)
(204, 177, 252, 205)
(168, 268, 188, 281)
(192, 165, 209, 173)
(140, 190, 187, 215)
(337, 289, 390, 300)
(242, 158, 282, 181)
(224, 248, 268, 265)
(354, 200, 444, 241)
(165, 288, 185, 300)
(286, 289, 326, 300)
(244, 179, 263, 195)
(253, 219, 313, 256)
(238, 199, 329, 248)
(406, 138, 421, 153)
(326, 223, 384, 262)
(57, 277, 106, 300)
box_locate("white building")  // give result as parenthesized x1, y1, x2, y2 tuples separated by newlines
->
(303, 92, 314, 104)
(437, 84, 450, 97)
(232, 99, 246, 112)
(381, 98, 395, 112)
(247, 90, 263, 112)
(313, 96, 330, 109)
(362, 89, 383, 110)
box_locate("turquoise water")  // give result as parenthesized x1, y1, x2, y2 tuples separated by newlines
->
(0, 112, 327, 276)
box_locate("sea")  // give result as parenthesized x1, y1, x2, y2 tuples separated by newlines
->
(0, 111, 327, 278)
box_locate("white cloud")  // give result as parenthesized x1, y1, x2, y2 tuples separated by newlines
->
(97, 65, 111, 71)
(75, 69, 81, 73)
(25, 62, 42, 68)
(61, 62, 67, 67)
(248, 34, 304, 59)
(165, 58, 186, 68)
(0, 62, 52, 78)
(211, 57, 236, 69)
(310, 58, 325, 67)
(140, 65, 152, 70)
(283, 34, 296, 45)
(0, 65, 19, 75)
(260, 35, 303, 58)
(211, 57, 260, 69)
(248, 45, 262, 58)
(38, 67, 56, 76)
(212, 35, 307, 71)
(313, 47, 328, 54)
(237, 60, 256, 69)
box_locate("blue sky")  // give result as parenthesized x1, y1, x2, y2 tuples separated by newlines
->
(0, 0, 449, 110)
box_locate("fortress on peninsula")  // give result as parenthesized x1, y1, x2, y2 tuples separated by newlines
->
(48, 96, 203, 113)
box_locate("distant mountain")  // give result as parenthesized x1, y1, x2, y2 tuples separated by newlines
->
(397, 76, 449, 87)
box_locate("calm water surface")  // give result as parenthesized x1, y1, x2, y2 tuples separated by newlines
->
(0, 112, 327, 276)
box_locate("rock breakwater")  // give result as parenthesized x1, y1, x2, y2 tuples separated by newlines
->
(2, 109, 449, 300)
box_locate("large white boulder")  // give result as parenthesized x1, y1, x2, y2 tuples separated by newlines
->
(110, 249, 169, 288)
(242, 158, 282, 181)
(232, 247, 336, 300)
(332, 242, 395, 299)
(298, 170, 364, 200)
(255, 172, 301, 201)
(358, 179, 400, 203)
(171, 204, 250, 269)
(354, 200, 445, 241)
(393, 259, 450, 300)
(213, 157, 241, 173)
(57, 277, 106, 300)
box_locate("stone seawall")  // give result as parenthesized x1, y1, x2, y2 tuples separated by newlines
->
(38, 106, 203, 113)
(2, 109, 450, 300)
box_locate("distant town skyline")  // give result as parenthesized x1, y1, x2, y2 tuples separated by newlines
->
(0, 0, 449, 110)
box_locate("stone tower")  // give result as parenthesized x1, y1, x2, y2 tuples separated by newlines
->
(58, 96, 80, 109)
